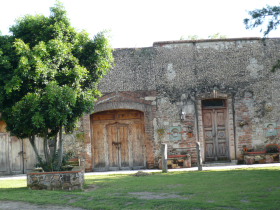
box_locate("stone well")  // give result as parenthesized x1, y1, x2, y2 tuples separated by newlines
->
(27, 167, 84, 190)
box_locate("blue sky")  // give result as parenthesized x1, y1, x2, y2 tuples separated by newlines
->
(0, 0, 279, 48)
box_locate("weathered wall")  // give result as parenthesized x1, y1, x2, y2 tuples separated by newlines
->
(3, 38, 280, 173)
(85, 37, 280, 168)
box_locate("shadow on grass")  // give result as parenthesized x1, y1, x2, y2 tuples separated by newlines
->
(0, 167, 279, 209)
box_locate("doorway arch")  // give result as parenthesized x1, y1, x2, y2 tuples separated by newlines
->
(91, 109, 146, 171)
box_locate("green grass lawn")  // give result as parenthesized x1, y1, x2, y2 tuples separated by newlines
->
(1, 167, 280, 210)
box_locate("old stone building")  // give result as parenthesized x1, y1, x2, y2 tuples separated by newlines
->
(1, 37, 280, 174)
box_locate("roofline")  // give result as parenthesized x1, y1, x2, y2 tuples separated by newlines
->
(113, 37, 280, 50)
(153, 37, 279, 47)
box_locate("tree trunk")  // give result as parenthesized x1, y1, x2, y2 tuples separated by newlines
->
(52, 134, 58, 162)
(29, 135, 43, 166)
(57, 125, 63, 169)
(43, 132, 51, 165)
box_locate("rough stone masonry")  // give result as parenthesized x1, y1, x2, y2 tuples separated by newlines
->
(1, 37, 280, 174)
(69, 37, 280, 171)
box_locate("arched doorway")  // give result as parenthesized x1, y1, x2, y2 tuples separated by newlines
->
(91, 109, 146, 171)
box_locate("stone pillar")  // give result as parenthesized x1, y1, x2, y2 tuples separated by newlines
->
(161, 143, 168, 173)
(196, 142, 203, 171)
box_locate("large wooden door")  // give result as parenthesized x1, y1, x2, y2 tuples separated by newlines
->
(202, 100, 229, 162)
(91, 110, 146, 171)
(9, 137, 23, 174)
(107, 123, 129, 169)
(0, 135, 26, 174)
(0, 120, 45, 174)
(0, 134, 44, 175)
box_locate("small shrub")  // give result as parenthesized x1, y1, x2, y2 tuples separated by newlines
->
(35, 151, 74, 172)
(265, 144, 279, 153)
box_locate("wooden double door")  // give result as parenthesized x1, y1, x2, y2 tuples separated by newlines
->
(202, 100, 229, 162)
(91, 110, 146, 171)
(0, 133, 43, 175)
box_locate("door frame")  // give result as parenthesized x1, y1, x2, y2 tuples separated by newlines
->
(91, 109, 147, 171)
(202, 99, 229, 161)
(197, 97, 236, 163)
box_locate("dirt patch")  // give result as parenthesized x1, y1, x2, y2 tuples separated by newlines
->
(240, 199, 250, 203)
(83, 184, 99, 192)
(63, 195, 84, 204)
(131, 171, 151, 177)
(129, 192, 191, 200)
(0, 201, 86, 210)
(166, 184, 184, 189)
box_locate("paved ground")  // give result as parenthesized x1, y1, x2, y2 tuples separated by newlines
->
(0, 201, 86, 210)
(0, 163, 279, 210)
(1, 162, 280, 180)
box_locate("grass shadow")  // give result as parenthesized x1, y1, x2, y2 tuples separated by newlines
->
(0, 167, 280, 209)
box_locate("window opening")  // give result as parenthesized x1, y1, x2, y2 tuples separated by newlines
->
(202, 99, 225, 107)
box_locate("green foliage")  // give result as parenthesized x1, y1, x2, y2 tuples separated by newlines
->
(180, 34, 201, 40)
(244, 4, 280, 36)
(0, 1, 113, 171)
(36, 151, 74, 172)
(207, 32, 227, 39)
(180, 33, 227, 40)
(244, 4, 280, 72)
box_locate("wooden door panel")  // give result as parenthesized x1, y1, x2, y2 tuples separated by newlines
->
(93, 124, 106, 168)
(0, 134, 9, 173)
(0, 134, 45, 174)
(202, 112, 212, 128)
(132, 123, 145, 167)
(203, 107, 228, 161)
(217, 142, 227, 156)
(119, 124, 129, 167)
(92, 110, 146, 171)
(216, 110, 228, 160)
(10, 138, 22, 173)
(107, 124, 119, 167)
(205, 143, 214, 159)
(203, 110, 216, 160)
(216, 111, 225, 126)
(117, 111, 143, 120)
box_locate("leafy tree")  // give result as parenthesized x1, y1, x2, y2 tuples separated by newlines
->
(0, 2, 113, 171)
(244, 4, 280, 36)
(180, 33, 227, 40)
(244, 4, 280, 72)
(207, 33, 227, 39)
(180, 35, 201, 40)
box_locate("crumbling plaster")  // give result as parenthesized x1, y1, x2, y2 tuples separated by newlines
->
(69, 38, 280, 168)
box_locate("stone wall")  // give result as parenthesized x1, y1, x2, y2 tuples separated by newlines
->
(64, 38, 280, 169)
(5, 38, 280, 173)
(27, 167, 84, 190)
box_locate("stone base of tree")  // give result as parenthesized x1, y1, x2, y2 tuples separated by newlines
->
(27, 167, 84, 191)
